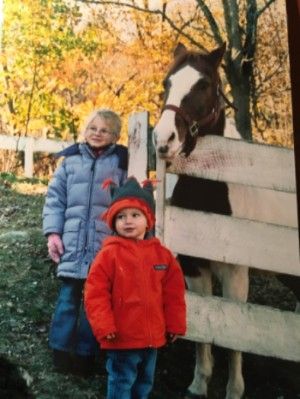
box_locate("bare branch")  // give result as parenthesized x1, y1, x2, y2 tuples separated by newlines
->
(195, 0, 223, 45)
(101, 72, 138, 97)
(75, 0, 207, 51)
(257, 0, 276, 18)
(255, 62, 287, 94)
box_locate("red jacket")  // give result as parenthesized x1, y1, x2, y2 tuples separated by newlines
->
(84, 236, 186, 349)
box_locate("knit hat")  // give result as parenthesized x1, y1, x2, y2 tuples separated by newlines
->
(102, 177, 156, 231)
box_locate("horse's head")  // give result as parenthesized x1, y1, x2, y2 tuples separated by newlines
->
(153, 42, 226, 160)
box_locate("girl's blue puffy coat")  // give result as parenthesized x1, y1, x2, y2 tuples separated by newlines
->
(43, 143, 127, 279)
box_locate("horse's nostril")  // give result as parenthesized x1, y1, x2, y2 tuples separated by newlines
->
(158, 145, 168, 154)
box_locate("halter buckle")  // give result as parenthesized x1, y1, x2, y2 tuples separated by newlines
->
(190, 121, 199, 137)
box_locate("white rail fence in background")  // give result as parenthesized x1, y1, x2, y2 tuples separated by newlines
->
(0, 134, 73, 177)
(127, 112, 300, 363)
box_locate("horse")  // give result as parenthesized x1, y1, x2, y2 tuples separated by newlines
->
(152, 42, 298, 399)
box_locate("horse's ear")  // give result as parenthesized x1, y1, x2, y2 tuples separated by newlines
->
(174, 42, 187, 58)
(208, 42, 226, 67)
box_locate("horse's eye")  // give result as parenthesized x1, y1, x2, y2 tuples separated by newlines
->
(168, 132, 175, 142)
(195, 80, 210, 90)
(163, 79, 170, 90)
(159, 91, 165, 101)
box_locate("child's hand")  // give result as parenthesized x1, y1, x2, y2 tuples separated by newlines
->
(106, 333, 116, 341)
(166, 333, 178, 343)
(47, 233, 64, 263)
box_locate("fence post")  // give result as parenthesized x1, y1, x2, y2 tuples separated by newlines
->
(24, 137, 34, 178)
(128, 111, 149, 181)
(155, 158, 166, 243)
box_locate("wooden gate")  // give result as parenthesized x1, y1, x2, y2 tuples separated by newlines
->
(128, 111, 300, 363)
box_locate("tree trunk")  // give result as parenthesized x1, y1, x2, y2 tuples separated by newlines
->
(230, 77, 252, 141)
(225, 57, 253, 141)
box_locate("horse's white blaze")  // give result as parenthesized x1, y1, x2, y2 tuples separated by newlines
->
(154, 65, 202, 158)
(168, 65, 201, 106)
(154, 109, 179, 155)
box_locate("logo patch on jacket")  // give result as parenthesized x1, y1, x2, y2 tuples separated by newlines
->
(153, 264, 168, 271)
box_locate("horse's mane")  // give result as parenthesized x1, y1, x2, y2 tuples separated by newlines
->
(167, 50, 217, 81)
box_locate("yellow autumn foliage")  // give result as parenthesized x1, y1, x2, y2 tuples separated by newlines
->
(0, 0, 293, 157)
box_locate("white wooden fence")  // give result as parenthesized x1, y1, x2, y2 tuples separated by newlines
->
(0, 134, 73, 177)
(128, 112, 300, 363)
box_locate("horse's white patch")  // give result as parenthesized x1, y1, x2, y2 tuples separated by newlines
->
(168, 65, 202, 106)
(154, 65, 202, 158)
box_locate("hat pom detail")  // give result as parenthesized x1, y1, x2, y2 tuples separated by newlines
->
(141, 179, 160, 188)
(102, 178, 116, 190)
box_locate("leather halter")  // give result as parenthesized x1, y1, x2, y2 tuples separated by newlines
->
(162, 84, 225, 138)
(163, 103, 221, 137)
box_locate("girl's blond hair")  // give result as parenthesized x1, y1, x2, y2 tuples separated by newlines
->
(82, 109, 122, 139)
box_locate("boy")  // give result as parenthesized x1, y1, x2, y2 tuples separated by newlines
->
(84, 177, 186, 398)
(43, 109, 127, 376)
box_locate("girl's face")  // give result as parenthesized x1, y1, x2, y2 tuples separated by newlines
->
(115, 208, 148, 240)
(84, 115, 117, 149)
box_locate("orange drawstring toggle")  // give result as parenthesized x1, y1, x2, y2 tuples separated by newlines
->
(101, 178, 115, 190)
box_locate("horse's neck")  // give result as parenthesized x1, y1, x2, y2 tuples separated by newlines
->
(199, 109, 226, 137)
(171, 175, 231, 215)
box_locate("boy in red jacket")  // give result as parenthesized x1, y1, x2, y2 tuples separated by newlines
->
(84, 177, 186, 399)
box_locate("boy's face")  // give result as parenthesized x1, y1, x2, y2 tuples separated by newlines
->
(115, 208, 148, 240)
(84, 115, 117, 149)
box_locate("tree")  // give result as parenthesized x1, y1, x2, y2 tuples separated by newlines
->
(0, 0, 291, 157)
(0, 0, 104, 140)
(0, 0, 176, 145)
(75, 0, 290, 144)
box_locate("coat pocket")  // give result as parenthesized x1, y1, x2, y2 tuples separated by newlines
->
(60, 219, 81, 262)
(93, 219, 111, 256)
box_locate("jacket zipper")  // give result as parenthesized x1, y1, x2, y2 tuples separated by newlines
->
(84, 158, 96, 251)
(140, 252, 153, 346)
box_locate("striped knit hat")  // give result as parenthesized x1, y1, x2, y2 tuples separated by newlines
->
(102, 177, 155, 231)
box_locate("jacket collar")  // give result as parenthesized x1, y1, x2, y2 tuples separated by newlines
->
(103, 235, 160, 249)
(80, 142, 116, 159)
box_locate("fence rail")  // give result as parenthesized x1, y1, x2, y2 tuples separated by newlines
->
(186, 292, 300, 362)
(165, 206, 299, 275)
(168, 135, 296, 192)
(0, 134, 73, 177)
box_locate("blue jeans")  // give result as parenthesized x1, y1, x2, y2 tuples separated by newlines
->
(106, 348, 157, 399)
(49, 278, 97, 356)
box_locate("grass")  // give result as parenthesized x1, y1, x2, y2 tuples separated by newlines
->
(0, 175, 107, 398)
(0, 174, 193, 399)
(1, 173, 299, 398)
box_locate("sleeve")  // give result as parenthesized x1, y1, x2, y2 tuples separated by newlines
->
(162, 252, 187, 335)
(42, 161, 67, 236)
(84, 251, 117, 342)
